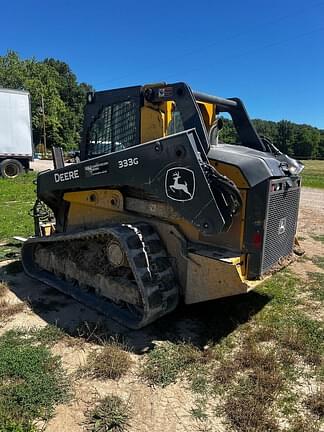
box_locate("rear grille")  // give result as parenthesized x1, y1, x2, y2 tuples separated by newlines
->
(261, 181, 300, 273)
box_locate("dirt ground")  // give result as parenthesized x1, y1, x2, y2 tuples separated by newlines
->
(30, 159, 74, 172)
(0, 187, 323, 432)
(30, 159, 54, 172)
(291, 188, 324, 278)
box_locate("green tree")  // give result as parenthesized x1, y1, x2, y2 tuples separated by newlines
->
(318, 131, 324, 157)
(252, 119, 277, 142)
(0, 50, 93, 151)
(218, 114, 323, 158)
(219, 118, 238, 143)
(293, 125, 320, 158)
(275, 120, 294, 155)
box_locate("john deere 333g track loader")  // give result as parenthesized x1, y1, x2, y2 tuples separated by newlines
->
(22, 82, 303, 328)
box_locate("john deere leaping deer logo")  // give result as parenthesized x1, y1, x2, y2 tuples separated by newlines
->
(165, 168, 195, 202)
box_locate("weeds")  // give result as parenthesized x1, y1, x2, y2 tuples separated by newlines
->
(277, 313, 323, 365)
(0, 282, 8, 297)
(139, 270, 323, 429)
(0, 299, 25, 320)
(190, 369, 210, 395)
(82, 341, 132, 380)
(0, 330, 69, 429)
(190, 399, 208, 422)
(278, 390, 299, 416)
(286, 417, 321, 432)
(31, 324, 66, 346)
(208, 270, 324, 430)
(0, 414, 37, 432)
(255, 273, 323, 365)
(194, 423, 213, 432)
(257, 272, 299, 312)
(0, 325, 66, 347)
(304, 389, 324, 418)
(223, 377, 280, 432)
(71, 320, 114, 345)
(312, 255, 324, 270)
(213, 338, 284, 431)
(306, 272, 324, 301)
(140, 342, 203, 387)
(212, 362, 237, 389)
(311, 234, 324, 243)
(84, 395, 131, 432)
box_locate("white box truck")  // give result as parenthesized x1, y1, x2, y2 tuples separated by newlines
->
(0, 88, 33, 178)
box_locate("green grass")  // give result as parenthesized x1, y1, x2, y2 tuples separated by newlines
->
(306, 272, 324, 302)
(1, 325, 67, 347)
(311, 234, 324, 243)
(31, 324, 66, 345)
(138, 270, 324, 430)
(256, 273, 323, 365)
(301, 160, 324, 188)
(210, 271, 323, 429)
(312, 255, 324, 270)
(140, 342, 204, 387)
(0, 330, 69, 430)
(0, 173, 36, 241)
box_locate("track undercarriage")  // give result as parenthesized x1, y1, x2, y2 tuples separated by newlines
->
(22, 223, 178, 329)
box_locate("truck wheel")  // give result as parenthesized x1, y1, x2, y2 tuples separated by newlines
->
(0, 159, 24, 178)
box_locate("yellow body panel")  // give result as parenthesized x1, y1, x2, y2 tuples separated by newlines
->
(210, 160, 249, 189)
(197, 101, 215, 131)
(140, 105, 165, 144)
(208, 159, 249, 274)
(185, 253, 263, 304)
(141, 97, 216, 143)
(64, 190, 124, 227)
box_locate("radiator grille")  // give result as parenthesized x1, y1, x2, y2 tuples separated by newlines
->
(261, 184, 300, 273)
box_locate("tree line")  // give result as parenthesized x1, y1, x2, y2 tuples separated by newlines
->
(220, 118, 324, 158)
(0, 51, 323, 157)
(0, 51, 92, 151)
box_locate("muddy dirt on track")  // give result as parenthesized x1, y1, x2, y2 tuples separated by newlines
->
(0, 186, 323, 432)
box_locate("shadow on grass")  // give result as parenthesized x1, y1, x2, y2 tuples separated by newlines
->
(4, 267, 270, 353)
(142, 291, 270, 349)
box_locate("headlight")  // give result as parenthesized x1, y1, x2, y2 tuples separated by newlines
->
(286, 157, 304, 175)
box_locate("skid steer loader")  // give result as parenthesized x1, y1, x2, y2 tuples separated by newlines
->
(22, 82, 303, 329)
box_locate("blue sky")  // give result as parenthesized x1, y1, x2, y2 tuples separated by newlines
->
(1, 0, 323, 128)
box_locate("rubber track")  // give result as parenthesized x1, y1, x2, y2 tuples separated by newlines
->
(21, 223, 179, 329)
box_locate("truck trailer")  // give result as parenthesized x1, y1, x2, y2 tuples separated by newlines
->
(0, 88, 33, 178)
